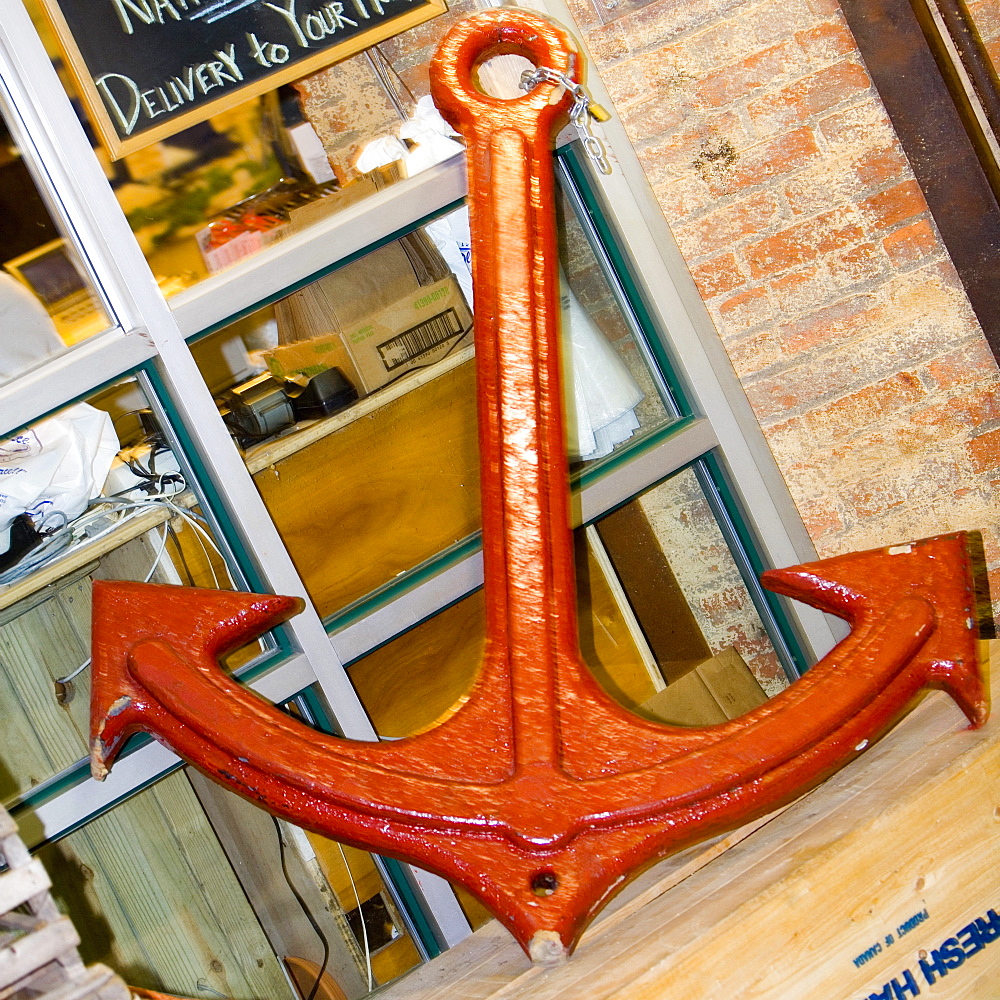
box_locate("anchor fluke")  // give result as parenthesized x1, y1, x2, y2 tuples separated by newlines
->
(761, 532, 989, 728)
(90, 580, 304, 780)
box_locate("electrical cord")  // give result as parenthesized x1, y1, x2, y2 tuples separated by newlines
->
(272, 816, 333, 1000)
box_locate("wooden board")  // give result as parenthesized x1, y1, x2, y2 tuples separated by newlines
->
(254, 358, 481, 620)
(371, 641, 1000, 999)
(35, 770, 294, 1000)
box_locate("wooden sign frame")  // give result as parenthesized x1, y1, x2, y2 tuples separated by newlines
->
(37, 0, 447, 159)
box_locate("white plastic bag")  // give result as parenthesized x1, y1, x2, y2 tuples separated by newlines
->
(560, 278, 644, 461)
(0, 403, 119, 551)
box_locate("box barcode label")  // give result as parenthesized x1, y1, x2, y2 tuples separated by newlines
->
(377, 308, 463, 371)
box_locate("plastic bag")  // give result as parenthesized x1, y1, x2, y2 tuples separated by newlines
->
(560, 278, 644, 461)
(0, 403, 119, 553)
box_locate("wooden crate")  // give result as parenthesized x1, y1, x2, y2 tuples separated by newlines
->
(373, 640, 1000, 999)
(0, 806, 129, 1000)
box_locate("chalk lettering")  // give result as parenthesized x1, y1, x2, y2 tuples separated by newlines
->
(350, 0, 370, 18)
(110, 0, 199, 33)
(248, 32, 291, 66)
(171, 67, 196, 102)
(264, 0, 307, 45)
(265, 0, 358, 46)
(96, 73, 141, 134)
(140, 88, 165, 117)
(96, 46, 242, 136)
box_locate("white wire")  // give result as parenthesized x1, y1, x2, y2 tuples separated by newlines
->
(337, 842, 374, 992)
(45, 489, 231, 686)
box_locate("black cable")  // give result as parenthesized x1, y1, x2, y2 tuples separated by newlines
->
(271, 816, 332, 1000)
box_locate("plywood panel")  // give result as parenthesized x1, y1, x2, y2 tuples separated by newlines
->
(253, 360, 480, 619)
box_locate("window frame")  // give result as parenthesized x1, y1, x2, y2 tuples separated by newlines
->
(0, 0, 841, 973)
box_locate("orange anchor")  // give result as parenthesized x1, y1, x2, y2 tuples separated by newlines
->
(90, 10, 989, 964)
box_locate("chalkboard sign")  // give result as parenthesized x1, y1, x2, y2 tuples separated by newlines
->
(37, 0, 446, 158)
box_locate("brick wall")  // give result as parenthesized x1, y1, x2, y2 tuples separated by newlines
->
(562, 0, 1000, 610)
(966, 0, 999, 70)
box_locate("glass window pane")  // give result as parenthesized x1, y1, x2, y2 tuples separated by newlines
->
(20, 0, 479, 291)
(341, 461, 790, 744)
(0, 380, 264, 804)
(593, 463, 792, 705)
(193, 178, 680, 620)
(0, 103, 113, 383)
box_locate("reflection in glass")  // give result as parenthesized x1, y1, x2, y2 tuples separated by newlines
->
(0, 110, 112, 382)
(193, 170, 678, 622)
(594, 464, 790, 703)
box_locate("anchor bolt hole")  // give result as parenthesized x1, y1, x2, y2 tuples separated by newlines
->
(531, 870, 558, 897)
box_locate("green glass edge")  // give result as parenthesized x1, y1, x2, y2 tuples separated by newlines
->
(323, 415, 700, 643)
(556, 144, 695, 417)
(696, 452, 812, 678)
(324, 532, 483, 637)
(9, 741, 185, 846)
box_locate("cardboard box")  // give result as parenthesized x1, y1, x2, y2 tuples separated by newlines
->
(264, 275, 472, 395)
(340, 276, 471, 393)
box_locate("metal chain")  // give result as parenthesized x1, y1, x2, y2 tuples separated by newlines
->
(519, 66, 612, 174)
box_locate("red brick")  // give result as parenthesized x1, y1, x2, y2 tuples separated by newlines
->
(747, 0, 817, 46)
(799, 497, 845, 537)
(616, 0, 747, 51)
(853, 146, 909, 188)
(706, 127, 820, 195)
(828, 242, 883, 287)
(650, 175, 716, 222)
(723, 329, 783, 378)
(819, 104, 893, 145)
(694, 41, 798, 108)
(748, 61, 871, 131)
(585, 22, 630, 63)
(690, 253, 746, 298)
(882, 219, 938, 267)
(843, 477, 907, 519)
(621, 99, 686, 144)
(967, 428, 1000, 473)
(745, 208, 864, 278)
(922, 338, 1000, 391)
(600, 60, 646, 107)
(795, 19, 859, 65)
(673, 190, 783, 257)
(769, 264, 830, 312)
(718, 285, 772, 328)
(639, 110, 746, 173)
(807, 372, 926, 439)
(911, 390, 1000, 434)
(860, 179, 927, 230)
(779, 292, 879, 353)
